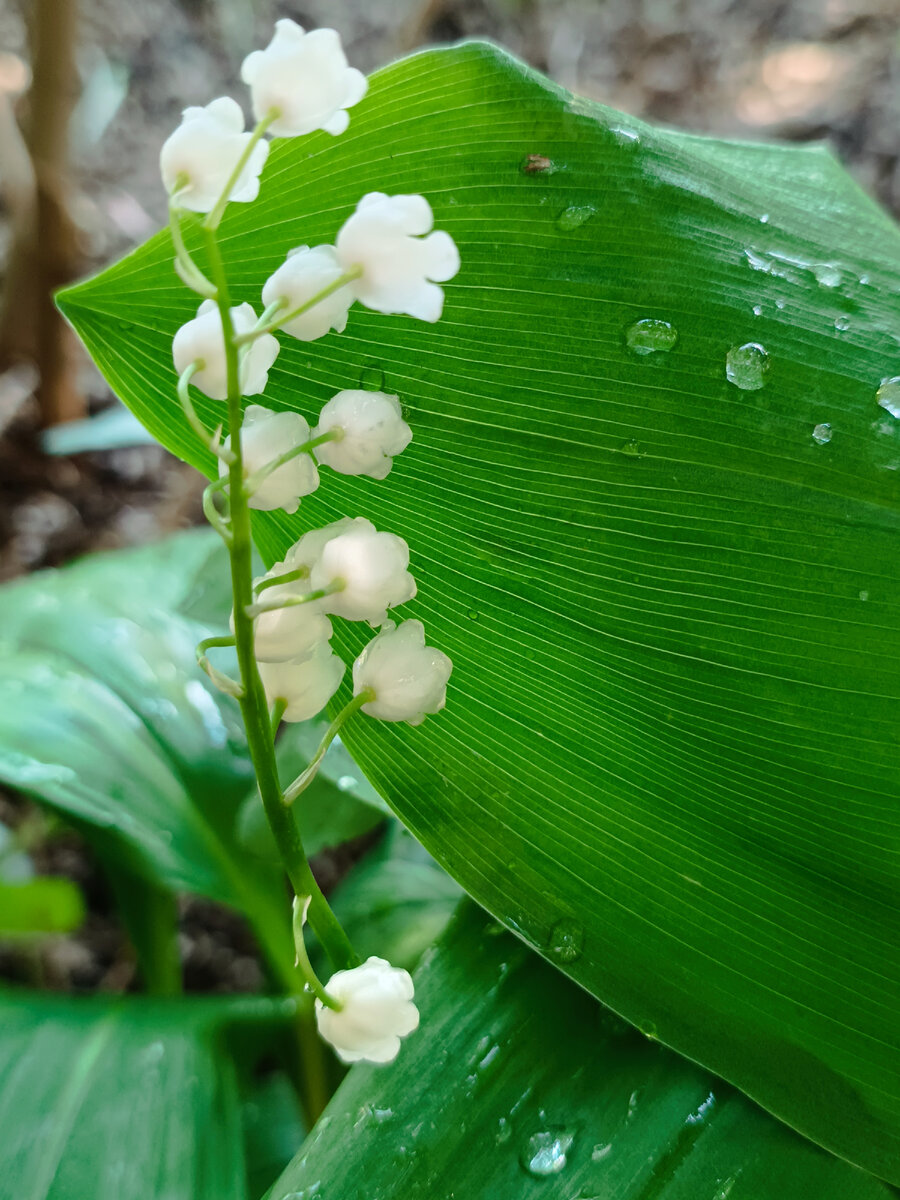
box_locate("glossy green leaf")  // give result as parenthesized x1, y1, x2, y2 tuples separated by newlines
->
(271, 903, 893, 1200)
(0, 537, 294, 984)
(59, 44, 900, 1177)
(0, 989, 294, 1200)
(323, 824, 461, 972)
(0, 877, 85, 936)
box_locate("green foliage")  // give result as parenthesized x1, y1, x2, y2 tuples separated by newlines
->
(272, 903, 894, 1200)
(0, 989, 295, 1200)
(0, 878, 84, 936)
(58, 42, 900, 1179)
(0, 532, 385, 989)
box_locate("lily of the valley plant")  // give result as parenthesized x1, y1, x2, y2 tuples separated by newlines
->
(163, 18, 458, 1064)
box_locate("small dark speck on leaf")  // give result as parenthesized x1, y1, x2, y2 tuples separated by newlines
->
(522, 154, 554, 174)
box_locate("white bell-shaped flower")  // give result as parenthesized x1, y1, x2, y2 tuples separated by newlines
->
(335, 193, 460, 321)
(353, 620, 452, 725)
(309, 517, 416, 624)
(218, 405, 318, 513)
(315, 390, 412, 480)
(160, 97, 269, 214)
(242, 558, 333, 663)
(241, 20, 367, 138)
(261, 246, 355, 342)
(173, 300, 279, 401)
(283, 518, 356, 576)
(257, 641, 344, 721)
(315, 956, 419, 1064)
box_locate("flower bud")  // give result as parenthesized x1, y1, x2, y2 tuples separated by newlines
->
(261, 246, 355, 342)
(219, 404, 318, 513)
(315, 956, 419, 1064)
(257, 641, 344, 721)
(173, 301, 279, 401)
(315, 390, 412, 480)
(241, 21, 367, 138)
(335, 193, 459, 321)
(160, 97, 269, 213)
(353, 620, 451, 725)
(309, 518, 416, 625)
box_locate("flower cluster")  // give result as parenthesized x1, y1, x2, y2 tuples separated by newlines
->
(165, 20, 458, 1065)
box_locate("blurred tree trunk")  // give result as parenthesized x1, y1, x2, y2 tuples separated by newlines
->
(0, 0, 84, 426)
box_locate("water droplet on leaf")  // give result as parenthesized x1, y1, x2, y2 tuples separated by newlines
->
(619, 438, 645, 458)
(496, 1117, 512, 1145)
(812, 423, 832, 445)
(876, 376, 900, 419)
(725, 343, 769, 391)
(556, 205, 595, 231)
(626, 318, 678, 356)
(591, 1142, 613, 1162)
(548, 918, 584, 963)
(521, 1129, 574, 1177)
(834, 315, 850, 332)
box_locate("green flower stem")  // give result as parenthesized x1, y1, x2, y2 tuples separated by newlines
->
(177, 363, 236, 469)
(202, 224, 359, 974)
(292, 898, 342, 1011)
(202, 108, 278, 233)
(245, 587, 334, 620)
(195, 634, 243, 699)
(168, 201, 216, 297)
(271, 698, 288, 735)
(233, 267, 363, 344)
(243, 431, 339, 495)
(255, 566, 310, 596)
(202, 478, 233, 543)
(283, 690, 373, 806)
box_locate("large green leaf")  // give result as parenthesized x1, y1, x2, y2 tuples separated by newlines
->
(0, 534, 296, 981)
(271, 903, 894, 1200)
(0, 989, 294, 1200)
(58, 44, 900, 1177)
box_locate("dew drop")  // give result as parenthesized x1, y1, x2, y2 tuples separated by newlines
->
(373, 1106, 394, 1124)
(725, 343, 769, 391)
(521, 1129, 574, 1177)
(812, 423, 832, 445)
(548, 918, 584, 964)
(626, 1089, 641, 1121)
(814, 263, 842, 289)
(521, 153, 556, 175)
(591, 1142, 613, 1162)
(336, 774, 358, 792)
(685, 1091, 716, 1126)
(467, 609, 479, 621)
(556, 205, 596, 232)
(876, 376, 900, 419)
(859, 589, 869, 601)
(834, 315, 851, 332)
(759, 213, 769, 223)
(496, 1117, 512, 1145)
(619, 438, 645, 458)
(625, 318, 678, 356)
(611, 126, 640, 146)
(713, 1173, 741, 1199)
(751, 304, 763, 316)
(639, 1019, 658, 1040)
(359, 363, 385, 390)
